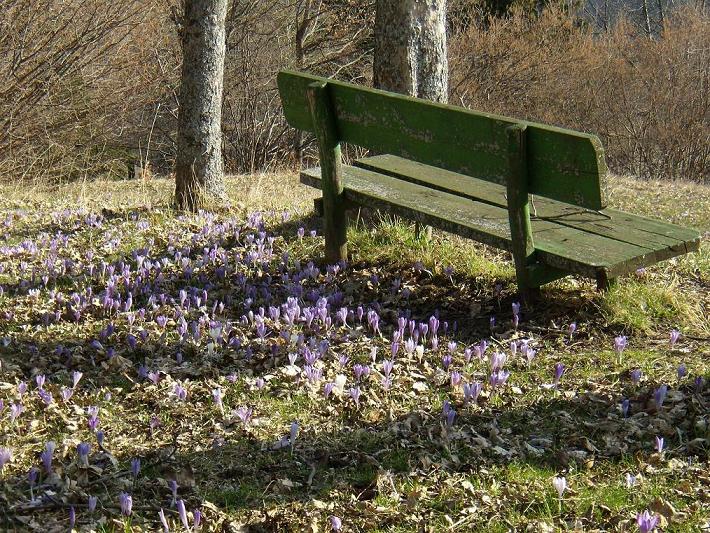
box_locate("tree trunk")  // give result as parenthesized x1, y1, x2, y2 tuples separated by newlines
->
(641, 0, 653, 39)
(175, 0, 228, 211)
(374, 0, 448, 104)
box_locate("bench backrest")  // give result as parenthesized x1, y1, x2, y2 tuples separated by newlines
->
(278, 70, 607, 210)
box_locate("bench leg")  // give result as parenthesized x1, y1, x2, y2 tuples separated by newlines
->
(314, 197, 324, 217)
(307, 81, 348, 263)
(414, 222, 432, 241)
(506, 124, 538, 304)
(596, 271, 617, 291)
(520, 286, 541, 305)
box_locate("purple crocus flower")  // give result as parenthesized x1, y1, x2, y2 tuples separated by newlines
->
(28, 467, 38, 487)
(88, 415, 99, 432)
(10, 402, 23, 423)
(478, 340, 488, 359)
(489, 370, 510, 389)
(212, 388, 223, 412)
(88, 495, 98, 512)
(131, 457, 141, 478)
(523, 345, 537, 365)
(512, 302, 520, 316)
(654, 384, 668, 410)
(636, 510, 660, 533)
(463, 382, 482, 405)
(463, 348, 472, 363)
(69, 506, 76, 529)
(17, 381, 27, 397)
(255, 377, 265, 390)
(41, 441, 55, 474)
(96, 430, 105, 447)
(290, 421, 299, 453)
(90, 339, 103, 351)
(119, 492, 133, 516)
(450, 371, 462, 388)
(38, 389, 53, 406)
(630, 369, 642, 385)
(61, 387, 74, 402)
(655, 436, 664, 454)
(382, 360, 394, 377)
(173, 384, 187, 401)
(669, 329, 680, 348)
(490, 352, 506, 372)
(614, 335, 628, 356)
(442, 400, 452, 416)
(77, 442, 91, 466)
(168, 479, 178, 506)
(349, 387, 361, 407)
(621, 398, 630, 418)
(35, 374, 46, 389)
(330, 515, 343, 531)
(445, 407, 456, 428)
(695, 376, 705, 392)
(553, 363, 565, 386)
(568, 322, 577, 338)
(126, 334, 137, 350)
(0, 448, 11, 471)
(353, 364, 370, 381)
(194, 508, 202, 529)
(177, 499, 189, 530)
(235, 406, 252, 426)
(441, 355, 452, 370)
(158, 508, 170, 532)
(72, 371, 83, 388)
(677, 364, 687, 379)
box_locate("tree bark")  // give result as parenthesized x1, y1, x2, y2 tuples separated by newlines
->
(373, 0, 448, 104)
(641, 0, 653, 39)
(175, 0, 228, 211)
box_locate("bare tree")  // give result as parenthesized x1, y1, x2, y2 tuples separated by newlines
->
(373, 0, 448, 103)
(175, 0, 228, 211)
(641, 0, 653, 38)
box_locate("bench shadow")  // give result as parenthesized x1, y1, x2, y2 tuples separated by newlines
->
(1, 377, 706, 530)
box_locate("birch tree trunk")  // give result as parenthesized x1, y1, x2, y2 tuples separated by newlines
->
(174, 0, 228, 211)
(373, 0, 448, 104)
(641, 0, 653, 39)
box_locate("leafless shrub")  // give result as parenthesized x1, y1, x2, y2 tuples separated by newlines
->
(1, 1, 705, 184)
(0, 0, 153, 182)
(449, 5, 709, 183)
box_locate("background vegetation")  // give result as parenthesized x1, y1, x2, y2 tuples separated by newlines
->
(1, 0, 707, 184)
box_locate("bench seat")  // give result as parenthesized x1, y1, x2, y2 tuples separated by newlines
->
(301, 155, 700, 284)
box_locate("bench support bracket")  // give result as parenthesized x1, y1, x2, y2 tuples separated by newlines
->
(596, 270, 617, 291)
(306, 81, 348, 263)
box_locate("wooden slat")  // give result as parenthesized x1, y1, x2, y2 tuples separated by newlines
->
(301, 166, 665, 279)
(278, 70, 607, 210)
(354, 155, 701, 260)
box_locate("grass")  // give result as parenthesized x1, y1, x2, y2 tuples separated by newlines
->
(0, 172, 707, 531)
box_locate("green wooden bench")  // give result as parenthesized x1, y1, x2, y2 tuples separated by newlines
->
(277, 70, 701, 297)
